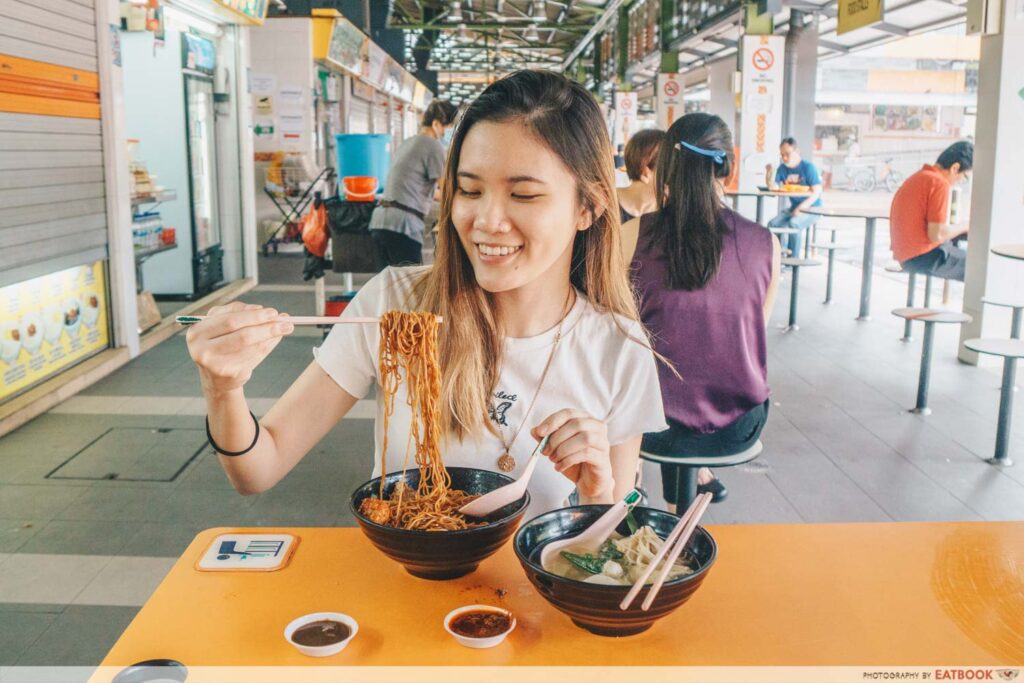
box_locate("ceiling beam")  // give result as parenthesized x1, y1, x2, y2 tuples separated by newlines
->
(817, 38, 851, 52)
(560, 0, 629, 70)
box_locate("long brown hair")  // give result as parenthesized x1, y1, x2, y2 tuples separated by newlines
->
(413, 69, 641, 439)
(654, 113, 734, 290)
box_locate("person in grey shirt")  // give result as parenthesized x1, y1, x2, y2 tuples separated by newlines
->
(368, 99, 458, 267)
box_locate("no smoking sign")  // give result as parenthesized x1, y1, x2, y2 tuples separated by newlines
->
(663, 80, 680, 97)
(752, 47, 775, 71)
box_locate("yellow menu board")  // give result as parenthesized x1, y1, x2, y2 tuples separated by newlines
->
(1, 261, 110, 401)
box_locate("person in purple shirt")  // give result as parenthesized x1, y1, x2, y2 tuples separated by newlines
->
(621, 113, 781, 507)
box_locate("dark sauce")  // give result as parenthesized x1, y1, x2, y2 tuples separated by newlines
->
(291, 620, 351, 647)
(449, 610, 512, 638)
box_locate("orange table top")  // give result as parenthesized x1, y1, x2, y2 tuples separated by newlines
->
(98, 522, 1024, 670)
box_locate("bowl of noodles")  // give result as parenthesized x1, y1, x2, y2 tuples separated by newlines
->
(514, 505, 716, 636)
(350, 467, 529, 580)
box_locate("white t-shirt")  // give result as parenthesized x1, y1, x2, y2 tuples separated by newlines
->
(314, 266, 668, 519)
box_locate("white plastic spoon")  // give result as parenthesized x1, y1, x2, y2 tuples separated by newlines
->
(539, 489, 643, 571)
(459, 435, 550, 518)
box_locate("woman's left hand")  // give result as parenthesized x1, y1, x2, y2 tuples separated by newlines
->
(531, 410, 612, 500)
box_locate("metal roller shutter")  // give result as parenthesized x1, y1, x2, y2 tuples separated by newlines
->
(348, 95, 370, 134)
(373, 97, 388, 136)
(0, 0, 108, 289)
(391, 107, 403, 145)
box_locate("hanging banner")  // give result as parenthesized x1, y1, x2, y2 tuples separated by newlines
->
(656, 73, 684, 130)
(838, 0, 884, 35)
(362, 42, 388, 89)
(1, 261, 110, 401)
(613, 92, 638, 148)
(738, 35, 785, 193)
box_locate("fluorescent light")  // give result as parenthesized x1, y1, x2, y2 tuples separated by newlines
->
(450, 1, 463, 22)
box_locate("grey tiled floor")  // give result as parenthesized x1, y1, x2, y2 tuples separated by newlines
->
(0, 252, 1021, 666)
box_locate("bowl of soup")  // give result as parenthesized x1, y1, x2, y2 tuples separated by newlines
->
(513, 505, 717, 637)
(0, 322, 22, 364)
(19, 315, 43, 354)
(284, 612, 358, 657)
(350, 467, 530, 581)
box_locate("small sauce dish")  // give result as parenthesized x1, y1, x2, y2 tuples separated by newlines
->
(284, 612, 358, 657)
(443, 604, 516, 649)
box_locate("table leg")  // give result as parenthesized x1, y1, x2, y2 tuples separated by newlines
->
(786, 266, 800, 331)
(732, 194, 740, 211)
(1012, 307, 1022, 339)
(989, 356, 1017, 466)
(756, 196, 765, 225)
(857, 217, 877, 321)
(901, 273, 917, 342)
(674, 466, 699, 511)
(911, 321, 935, 415)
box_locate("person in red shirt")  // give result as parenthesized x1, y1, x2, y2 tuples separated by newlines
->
(889, 141, 972, 281)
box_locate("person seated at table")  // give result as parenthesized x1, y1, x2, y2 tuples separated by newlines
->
(764, 137, 823, 257)
(616, 129, 666, 224)
(184, 70, 667, 520)
(889, 141, 972, 281)
(621, 113, 781, 507)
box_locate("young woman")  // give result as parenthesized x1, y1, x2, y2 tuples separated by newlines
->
(621, 113, 781, 508)
(616, 128, 666, 224)
(368, 99, 458, 268)
(186, 70, 666, 518)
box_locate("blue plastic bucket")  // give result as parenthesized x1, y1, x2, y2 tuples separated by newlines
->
(335, 134, 391, 196)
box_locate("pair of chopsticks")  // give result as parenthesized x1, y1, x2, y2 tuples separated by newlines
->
(619, 492, 713, 612)
(175, 315, 443, 326)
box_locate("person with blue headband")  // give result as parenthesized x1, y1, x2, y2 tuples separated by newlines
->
(620, 113, 781, 508)
(765, 137, 824, 257)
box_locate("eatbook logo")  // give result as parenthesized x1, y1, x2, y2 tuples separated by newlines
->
(997, 671, 1019, 681)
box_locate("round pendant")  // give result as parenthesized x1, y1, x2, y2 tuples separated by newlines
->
(497, 452, 517, 472)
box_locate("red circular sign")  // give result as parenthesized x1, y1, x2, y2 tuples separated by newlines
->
(664, 80, 680, 97)
(620, 96, 633, 110)
(752, 48, 774, 71)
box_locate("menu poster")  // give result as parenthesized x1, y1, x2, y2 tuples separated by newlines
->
(384, 58, 405, 97)
(327, 17, 366, 75)
(1, 261, 110, 401)
(400, 72, 417, 104)
(362, 41, 388, 89)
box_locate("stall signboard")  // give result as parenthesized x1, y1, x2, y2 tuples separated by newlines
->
(213, 0, 268, 25)
(613, 92, 638, 148)
(362, 42, 388, 89)
(837, 0, 883, 35)
(413, 81, 429, 110)
(656, 73, 684, 130)
(383, 58, 405, 97)
(400, 72, 417, 104)
(327, 17, 366, 76)
(738, 35, 785, 193)
(1, 261, 110, 401)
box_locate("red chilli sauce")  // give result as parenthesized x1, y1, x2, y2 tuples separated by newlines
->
(449, 610, 512, 638)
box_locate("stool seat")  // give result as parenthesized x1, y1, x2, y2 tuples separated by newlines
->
(810, 243, 850, 250)
(640, 440, 763, 467)
(781, 257, 821, 267)
(770, 227, 802, 235)
(991, 244, 1024, 261)
(885, 263, 903, 273)
(981, 296, 1024, 309)
(963, 338, 1024, 358)
(891, 308, 972, 324)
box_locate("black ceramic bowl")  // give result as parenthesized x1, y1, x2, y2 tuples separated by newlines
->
(350, 467, 530, 580)
(514, 505, 716, 636)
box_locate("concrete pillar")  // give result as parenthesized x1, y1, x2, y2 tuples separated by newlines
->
(958, 0, 1024, 364)
(707, 56, 738, 135)
(781, 10, 819, 151)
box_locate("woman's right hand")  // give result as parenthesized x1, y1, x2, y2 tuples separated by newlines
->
(186, 302, 294, 395)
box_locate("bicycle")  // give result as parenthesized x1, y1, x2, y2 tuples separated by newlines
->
(847, 158, 905, 193)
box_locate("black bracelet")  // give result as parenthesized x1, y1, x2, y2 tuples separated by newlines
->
(206, 411, 260, 457)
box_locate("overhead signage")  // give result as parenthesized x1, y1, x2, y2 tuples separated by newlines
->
(657, 73, 684, 130)
(738, 35, 785, 194)
(400, 73, 417, 104)
(362, 41, 388, 89)
(837, 0, 884, 35)
(327, 17, 366, 76)
(212, 0, 268, 25)
(1, 261, 110, 401)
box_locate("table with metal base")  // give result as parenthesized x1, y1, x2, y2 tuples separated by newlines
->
(806, 207, 890, 321)
(963, 338, 1024, 466)
(725, 189, 812, 225)
(891, 308, 972, 415)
